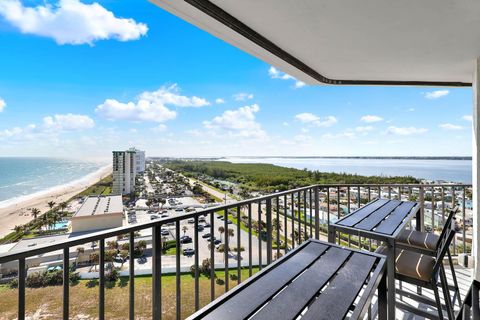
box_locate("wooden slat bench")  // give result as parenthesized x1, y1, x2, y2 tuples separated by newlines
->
(187, 239, 387, 320)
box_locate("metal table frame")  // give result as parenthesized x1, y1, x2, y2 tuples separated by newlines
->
(328, 199, 421, 320)
(187, 239, 387, 320)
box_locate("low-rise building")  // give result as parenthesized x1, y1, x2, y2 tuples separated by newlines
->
(71, 196, 124, 233)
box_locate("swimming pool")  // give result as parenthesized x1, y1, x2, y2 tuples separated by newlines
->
(53, 222, 69, 229)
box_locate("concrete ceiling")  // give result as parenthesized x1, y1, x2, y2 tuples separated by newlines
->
(150, 0, 480, 86)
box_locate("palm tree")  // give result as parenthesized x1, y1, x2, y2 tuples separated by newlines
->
(13, 225, 23, 235)
(218, 226, 225, 242)
(59, 202, 68, 216)
(182, 226, 188, 236)
(227, 228, 234, 252)
(90, 252, 99, 271)
(47, 201, 56, 211)
(75, 247, 85, 266)
(31, 208, 40, 220)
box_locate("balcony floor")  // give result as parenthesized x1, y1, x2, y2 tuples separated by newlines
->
(393, 265, 472, 319)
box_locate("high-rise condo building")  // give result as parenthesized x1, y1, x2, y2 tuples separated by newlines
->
(112, 150, 136, 195)
(130, 147, 146, 173)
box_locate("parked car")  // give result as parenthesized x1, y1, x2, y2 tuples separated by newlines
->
(161, 214, 169, 218)
(183, 248, 195, 256)
(180, 236, 192, 244)
(206, 236, 217, 242)
(203, 223, 211, 228)
(227, 220, 232, 224)
(161, 229, 170, 236)
(198, 216, 206, 222)
(150, 215, 159, 220)
(202, 233, 211, 239)
(197, 225, 204, 232)
(213, 239, 221, 245)
(187, 218, 195, 224)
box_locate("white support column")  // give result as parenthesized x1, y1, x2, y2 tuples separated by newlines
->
(473, 57, 480, 280)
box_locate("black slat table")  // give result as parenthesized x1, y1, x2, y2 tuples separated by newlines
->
(187, 239, 387, 320)
(328, 199, 420, 320)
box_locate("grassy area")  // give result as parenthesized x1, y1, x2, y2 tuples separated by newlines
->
(164, 160, 419, 192)
(0, 268, 258, 320)
(77, 174, 113, 197)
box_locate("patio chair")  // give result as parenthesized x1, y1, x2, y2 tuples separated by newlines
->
(396, 207, 461, 306)
(376, 214, 457, 320)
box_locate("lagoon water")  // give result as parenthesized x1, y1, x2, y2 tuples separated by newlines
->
(222, 157, 472, 183)
(0, 157, 108, 204)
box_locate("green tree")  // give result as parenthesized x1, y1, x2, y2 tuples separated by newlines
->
(75, 247, 85, 266)
(31, 208, 40, 220)
(227, 228, 234, 251)
(47, 201, 56, 211)
(218, 226, 225, 242)
(90, 252, 99, 271)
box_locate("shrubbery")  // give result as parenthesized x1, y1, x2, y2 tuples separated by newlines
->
(9, 270, 80, 288)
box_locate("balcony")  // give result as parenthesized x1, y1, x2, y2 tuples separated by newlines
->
(0, 183, 473, 319)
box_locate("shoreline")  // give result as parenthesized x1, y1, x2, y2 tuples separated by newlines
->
(0, 164, 112, 238)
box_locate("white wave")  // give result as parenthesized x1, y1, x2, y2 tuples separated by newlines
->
(0, 164, 112, 209)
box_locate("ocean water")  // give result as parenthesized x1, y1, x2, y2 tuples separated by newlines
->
(0, 157, 109, 205)
(221, 157, 472, 183)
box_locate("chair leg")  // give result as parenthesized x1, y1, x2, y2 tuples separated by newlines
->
(440, 265, 455, 320)
(447, 249, 462, 306)
(433, 284, 445, 320)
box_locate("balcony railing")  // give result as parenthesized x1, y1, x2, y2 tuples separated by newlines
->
(0, 183, 472, 319)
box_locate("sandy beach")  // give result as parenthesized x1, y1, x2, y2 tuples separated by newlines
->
(0, 165, 112, 238)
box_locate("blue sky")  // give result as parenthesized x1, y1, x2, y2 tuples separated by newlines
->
(0, 0, 474, 160)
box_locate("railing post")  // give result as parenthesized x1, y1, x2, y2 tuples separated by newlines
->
(266, 198, 272, 264)
(99, 239, 105, 320)
(314, 186, 320, 240)
(18, 257, 25, 320)
(152, 225, 162, 320)
(129, 231, 135, 320)
(63, 247, 69, 320)
(419, 185, 425, 232)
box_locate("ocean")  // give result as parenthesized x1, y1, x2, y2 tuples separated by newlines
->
(221, 157, 473, 183)
(0, 157, 109, 206)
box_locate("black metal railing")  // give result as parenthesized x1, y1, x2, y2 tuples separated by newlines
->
(0, 183, 472, 319)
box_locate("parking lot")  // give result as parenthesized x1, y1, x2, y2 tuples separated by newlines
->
(123, 196, 266, 271)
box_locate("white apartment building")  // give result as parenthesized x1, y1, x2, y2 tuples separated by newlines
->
(112, 150, 136, 195)
(130, 147, 146, 173)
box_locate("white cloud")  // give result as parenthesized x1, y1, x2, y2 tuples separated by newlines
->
(0, 0, 148, 45)
(0, 98, 6, 112)
(282, 122, 289, 126)
(355, 126, 373, 133)
(233, 93, 253, 101)
(151, 124, 167, 132)
(293, 134, 313, 146)
(439, 123, 463, 130)
(295, 113, 337, 127)
(186, 129, 201, 136)
(215, 98, 225, 104)
(96, 84, 209, 123)
(322, 130, 356, 139)
(203, 104, 267, 139)
(408, 108, 415, 112)
(360, 115, 383, 123)
(43, 113, 94, 130)
(423, 90, 449, 99)
(463, 115, 473, 122)
(0, 124, 36, 139)
(139, 84, 209, 108)
(385, 126, 428, 136)
(268, 66, 306, 88)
